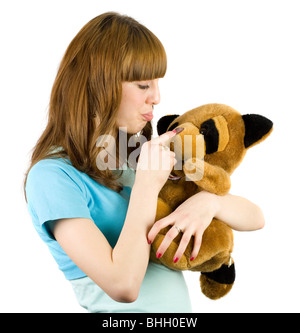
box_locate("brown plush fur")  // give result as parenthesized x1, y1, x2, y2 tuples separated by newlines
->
(150, 103, 273, 300)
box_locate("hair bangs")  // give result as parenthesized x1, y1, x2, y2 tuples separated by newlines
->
(121, 27, 167, 82)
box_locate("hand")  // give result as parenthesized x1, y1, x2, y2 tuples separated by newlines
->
(147, 191, 219, 262)
(135, 131, 177, 193)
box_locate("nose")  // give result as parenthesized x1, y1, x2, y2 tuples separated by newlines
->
(147, 79, 161, 105)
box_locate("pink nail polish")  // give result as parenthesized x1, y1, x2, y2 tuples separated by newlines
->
(173, 257, 179, 263)
(190, 257, 195, 261)
(156, 253, 162, 259)
(147, 239, 152, 244)
(172, 127, 184, 135)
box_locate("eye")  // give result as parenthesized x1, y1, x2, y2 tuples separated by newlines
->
(138, 84, 150, 90)
(168, 122, 179, 132)
(200, 127, 207, 135)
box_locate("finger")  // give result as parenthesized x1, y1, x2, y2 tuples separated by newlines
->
(155, 226, 181, 258)
(147, 215, 174, 243)
(163, 127, 184, 147)
(159, 145, 176, 158)
(189, 232, 203, 261)
(161, 153, 177, 172)
(173, 230, 193, 263)
(150, 131, 176, 145)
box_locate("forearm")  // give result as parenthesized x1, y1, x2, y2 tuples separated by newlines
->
(213, 192, 265, 231)
(50, 182, 158, 303)
(111, 182, 158, 299)
(148, 190, 265, 264)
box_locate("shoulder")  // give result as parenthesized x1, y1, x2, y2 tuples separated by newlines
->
(26, 158, 93, 233)
(29, 157, 71, 173)
(26, 158, 86, 195)
(27, 158, 78, 181)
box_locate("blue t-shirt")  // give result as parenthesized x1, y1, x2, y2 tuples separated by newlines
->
(26, 158, 132, 279)
(25, 158, 192, 312)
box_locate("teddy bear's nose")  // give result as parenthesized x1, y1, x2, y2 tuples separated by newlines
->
(170, 125, 205, 162)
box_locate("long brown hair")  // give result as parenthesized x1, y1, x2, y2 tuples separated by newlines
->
(24, 12, 167, 196)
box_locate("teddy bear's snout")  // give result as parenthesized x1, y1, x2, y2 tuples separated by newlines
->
(170, 124, 205, 162)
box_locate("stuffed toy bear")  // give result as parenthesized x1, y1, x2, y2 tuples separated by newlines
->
(150, 103, 273, 300)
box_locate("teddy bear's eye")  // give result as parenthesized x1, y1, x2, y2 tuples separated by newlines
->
(200, 127, 207, 135)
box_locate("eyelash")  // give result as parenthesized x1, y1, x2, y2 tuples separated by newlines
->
(138, 84, 150, 90)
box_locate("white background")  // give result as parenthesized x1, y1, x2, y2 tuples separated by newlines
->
(1, 0, 299, 313)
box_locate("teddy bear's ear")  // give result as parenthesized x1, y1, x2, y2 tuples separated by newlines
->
(242, 114, 273, 148)
(157, 114, 180, 135)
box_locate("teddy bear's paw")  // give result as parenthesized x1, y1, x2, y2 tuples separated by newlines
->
(200, 263, 235, 300)
(183, 158, 204, 182)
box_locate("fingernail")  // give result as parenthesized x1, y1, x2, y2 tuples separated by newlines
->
(190, 257, 195, 261)
(156, 253, 162, 259)
(147, 239, 152, 244)
(172, 127, 184, 135)
(173, 257, 179, 263)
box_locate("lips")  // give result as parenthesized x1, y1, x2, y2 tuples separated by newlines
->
(142, 112, 153, 121)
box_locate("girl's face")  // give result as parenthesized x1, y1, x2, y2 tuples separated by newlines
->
(116, 79, 161, 134)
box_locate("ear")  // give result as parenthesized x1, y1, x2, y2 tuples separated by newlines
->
(157, 114, 180, 135)
(242, 114, 273, 148)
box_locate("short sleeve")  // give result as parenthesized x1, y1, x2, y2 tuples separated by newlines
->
(26, 159, 92, 238)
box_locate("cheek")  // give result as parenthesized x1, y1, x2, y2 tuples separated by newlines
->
(116, 108, 142, 132)
(118, 96, 143, 120)
(117, 107, 135, 124)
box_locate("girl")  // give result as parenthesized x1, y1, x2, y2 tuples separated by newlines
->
(24, 12, 264, 313)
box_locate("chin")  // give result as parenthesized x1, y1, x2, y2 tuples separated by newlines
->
(129, 122, 147, 135)
(117, 118, 148, 135)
